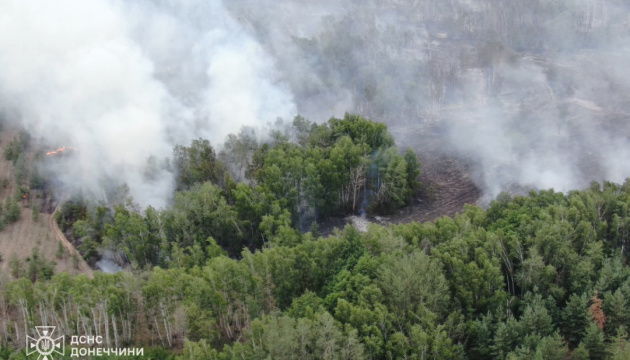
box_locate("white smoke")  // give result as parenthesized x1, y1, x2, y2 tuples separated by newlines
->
(0, 0, 296, 208)
(447, 48, 630, 202)
(96, 250, 123, 274)
(223, 0, 630, 202)
(2, 0, 630, 209)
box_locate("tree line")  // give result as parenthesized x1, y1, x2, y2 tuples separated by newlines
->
(2, 115, 630, 359)
(55, 114, 420, 266)
(1, 181, 630, 358)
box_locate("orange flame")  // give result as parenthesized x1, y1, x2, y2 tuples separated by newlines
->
(46, 146, 76, 156)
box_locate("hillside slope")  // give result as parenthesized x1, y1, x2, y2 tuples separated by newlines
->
(0, 123, 88, 276)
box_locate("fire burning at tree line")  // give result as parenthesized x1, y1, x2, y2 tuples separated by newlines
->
(46, 146, 76, 156)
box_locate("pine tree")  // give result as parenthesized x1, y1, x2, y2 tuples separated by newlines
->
(493, 318, 522, 358)
(403, 147, 421, 197)
(603, 289, 630, 337)
(55, 242, 65, 259)
(71, 253, 80, 269)
(609, 326, 630, 360)
(571, 343, 589, 360)
(31, 205, 39, 222)
(4, 199, 20, 224)
(534, 332, 568, 360)
(589, 291, 606, 330)
(8, 254, 23, 278)
(583, 322, 609, 360)
(561, 293, 589, 347)
(521, 302, 554, 338)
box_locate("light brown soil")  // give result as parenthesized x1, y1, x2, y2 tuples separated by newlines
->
(0, 124, 91, 277)
(0, 209, 84, 275)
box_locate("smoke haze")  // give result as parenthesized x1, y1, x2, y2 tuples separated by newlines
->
(1, 0, 630, 207)
(0, 0, 296, 207)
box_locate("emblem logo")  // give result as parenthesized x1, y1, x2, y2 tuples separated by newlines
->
(26, 326, 64, 360)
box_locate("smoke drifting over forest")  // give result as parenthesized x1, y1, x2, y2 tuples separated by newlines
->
(0, 0, 296, 207)
(1, 0, 630, 207)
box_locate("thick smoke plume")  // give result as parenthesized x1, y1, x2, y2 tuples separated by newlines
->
(0, 0, 296, 208)
(224, 0, 630, 203)
(2, 0, 630, 207)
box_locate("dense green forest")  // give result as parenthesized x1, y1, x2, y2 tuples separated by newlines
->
(2, 0, 630, 358)
(1, 115, 630, 359)
(53, 114, 420, 266)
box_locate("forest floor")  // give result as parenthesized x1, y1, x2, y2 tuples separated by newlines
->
(320, 124, 482, 235)
(0, 125, 87, 276)
(0, 120, 481, 269)
(387, 153, 481, 224)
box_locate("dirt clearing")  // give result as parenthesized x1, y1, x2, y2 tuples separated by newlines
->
(0, 124, 89, 277)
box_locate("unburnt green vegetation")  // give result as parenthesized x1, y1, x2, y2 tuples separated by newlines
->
(1, 115, 630, 359)
(56, 114, 420, 264)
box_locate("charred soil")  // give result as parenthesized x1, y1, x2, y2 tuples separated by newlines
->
(320, 124, 482, 235)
